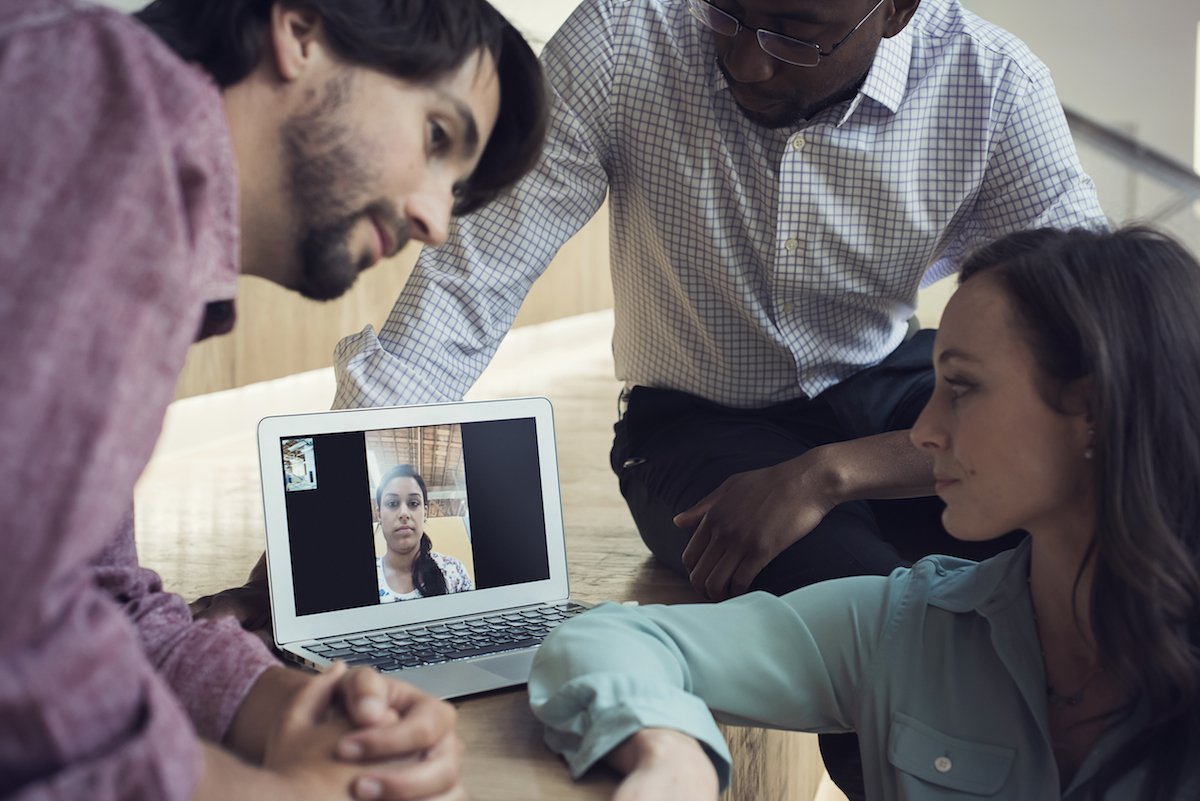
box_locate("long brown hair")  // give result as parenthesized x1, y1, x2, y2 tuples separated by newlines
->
(961, 226, 1200, 799)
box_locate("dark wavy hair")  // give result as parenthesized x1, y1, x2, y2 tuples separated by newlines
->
(375, 464, 448, 597)
(134, 0, 547, 214)
(960, 227, 1200, 800)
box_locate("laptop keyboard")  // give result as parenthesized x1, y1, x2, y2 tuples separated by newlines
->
(302, 602, 588, 672)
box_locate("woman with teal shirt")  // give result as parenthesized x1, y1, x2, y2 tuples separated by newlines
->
(528, 227, 1200, 799)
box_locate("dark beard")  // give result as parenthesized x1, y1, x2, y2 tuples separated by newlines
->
(293, 213, 363, 301)
(736, 104, 811, 130)
(293, 200, 410, 301)
(280, 72, 397, 302)
(716, 59, 864, 130)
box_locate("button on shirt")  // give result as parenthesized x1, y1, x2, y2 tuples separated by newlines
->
(528, 540, 1199, 799)
(334, 0, 1107, 411)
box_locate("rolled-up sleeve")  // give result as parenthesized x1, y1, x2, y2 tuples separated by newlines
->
(924, 60, 1109, 285)
(528, 575, 896, 789)
(92, 510, 280, 742)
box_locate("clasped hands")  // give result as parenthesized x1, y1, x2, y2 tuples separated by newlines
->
(260, 661, 466, 801)
(676, 449, 839, 601)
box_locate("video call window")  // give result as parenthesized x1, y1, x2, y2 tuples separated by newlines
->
(364, 426, 477, 603)
(282, 418, 551, 617)
(282, 437, 317, 492)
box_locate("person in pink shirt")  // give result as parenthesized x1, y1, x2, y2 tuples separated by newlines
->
(0, 1, 546, 800)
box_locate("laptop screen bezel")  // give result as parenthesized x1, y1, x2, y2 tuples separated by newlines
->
(258, 397, 570, 646)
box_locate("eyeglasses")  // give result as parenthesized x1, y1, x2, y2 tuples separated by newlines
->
(687, 0, 887, 68)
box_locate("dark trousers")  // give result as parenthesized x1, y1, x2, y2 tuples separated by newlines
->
(609, 330, 1024, 799)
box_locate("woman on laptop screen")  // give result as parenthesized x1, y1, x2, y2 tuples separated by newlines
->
(529, 227, 1200, 799)
(376, 464, 474, 601)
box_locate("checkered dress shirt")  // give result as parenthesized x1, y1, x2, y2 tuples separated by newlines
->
(334, 0, 1107, 410)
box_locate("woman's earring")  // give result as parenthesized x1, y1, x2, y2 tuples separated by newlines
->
(1083, 428, 1095, 460)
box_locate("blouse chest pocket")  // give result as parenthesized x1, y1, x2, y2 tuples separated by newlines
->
(887, 712, 1015, 797)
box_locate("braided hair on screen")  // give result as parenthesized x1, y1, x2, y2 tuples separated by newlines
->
(376, 464, 448, 597)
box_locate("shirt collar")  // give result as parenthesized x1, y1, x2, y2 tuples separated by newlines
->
(857, 22, 912, 115)
(708, 21, 913, 125)
(918, 538, 1173, 796)
(923, 539, 1053, 736)
(923, 536, 1032, 616)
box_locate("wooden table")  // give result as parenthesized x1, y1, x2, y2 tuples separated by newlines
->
(134, 314, 834, 801)
(454, 690, 613, 799)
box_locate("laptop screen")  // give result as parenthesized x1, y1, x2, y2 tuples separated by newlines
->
(276, 416, 551, 617)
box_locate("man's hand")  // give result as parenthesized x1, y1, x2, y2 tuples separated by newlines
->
(263, 663, 466, 801)
(264, 662, 363, 776)
(676, 451, 839, 601)
(676, 431, 935, 600)
(607, 729, 719, 801)
(196, 673, 464, 801)
(332, 665, 466, 801)
(228, 664, 465, 800)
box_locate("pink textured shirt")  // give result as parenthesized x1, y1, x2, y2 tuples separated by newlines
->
(0, 1, 278, 797)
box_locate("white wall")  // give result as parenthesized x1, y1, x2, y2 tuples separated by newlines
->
(964, 0, 1199, 242)
(963, 0, 1195, 164)
(490, 0, 579, 50)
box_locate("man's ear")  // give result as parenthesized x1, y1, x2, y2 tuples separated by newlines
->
(269, 4, 325, 82)
(883, 0, 921, 39)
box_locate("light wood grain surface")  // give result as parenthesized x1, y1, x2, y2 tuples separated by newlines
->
(136, 310, 841, 801)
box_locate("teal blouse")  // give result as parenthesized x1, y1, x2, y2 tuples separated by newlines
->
(528, 541, 1196, 799)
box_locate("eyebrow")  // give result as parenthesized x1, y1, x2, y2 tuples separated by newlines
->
(447, 95, 481, 158)
(936, 348, 982, 365)
(723, 3, 828, 25)
(771, 9, 829, 24)
(756, 1, 831, 25)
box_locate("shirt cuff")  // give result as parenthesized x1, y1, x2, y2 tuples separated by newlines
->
(536, 674, 733, 791)
(160, 616, 280, 742)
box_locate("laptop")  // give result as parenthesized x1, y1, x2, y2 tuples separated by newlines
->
(257, 396, 589, 699)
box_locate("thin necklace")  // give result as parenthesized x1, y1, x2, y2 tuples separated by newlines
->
(1046, 667, 1102, 708)
(1030, 577, 1101, 708)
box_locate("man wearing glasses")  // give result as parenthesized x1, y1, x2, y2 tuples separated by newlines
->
(331, 1, 1105, 793)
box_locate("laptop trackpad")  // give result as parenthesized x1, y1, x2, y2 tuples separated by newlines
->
(391, 651, 537, 700)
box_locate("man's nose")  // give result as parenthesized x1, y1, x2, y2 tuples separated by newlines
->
(721, 30, 776, 84)
(405, 179, 455, 248)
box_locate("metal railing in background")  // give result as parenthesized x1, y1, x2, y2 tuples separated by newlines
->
(1064, 106, 1200, 254)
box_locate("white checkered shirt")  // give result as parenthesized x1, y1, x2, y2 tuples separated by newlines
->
(334, 0, 1107, 410)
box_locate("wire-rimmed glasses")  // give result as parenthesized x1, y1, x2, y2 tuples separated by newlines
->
(686, 0, 888, 67)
